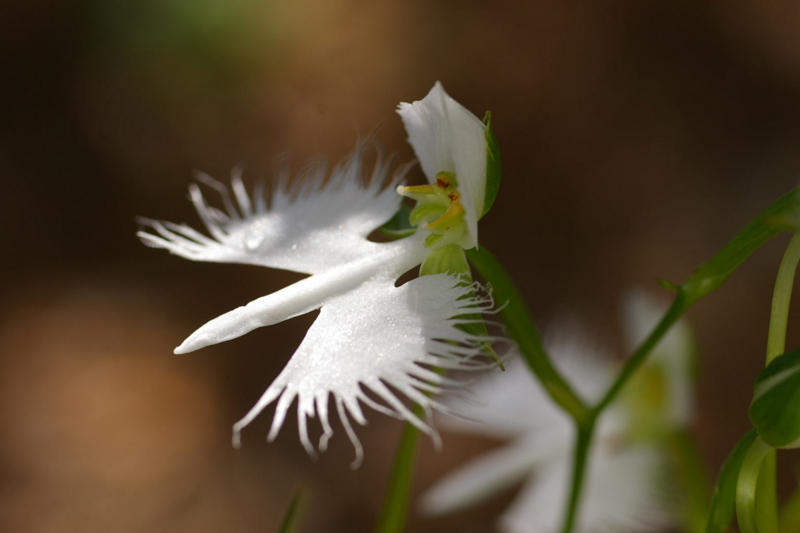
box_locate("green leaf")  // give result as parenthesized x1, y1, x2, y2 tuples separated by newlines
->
(705, 429, 757, 533)
(750, 349, 800, 448)
(378, 202, 417, 239)
(278, 485, 306, 533)
(480, 111, 501, 219)
(681, 189, 800, 305)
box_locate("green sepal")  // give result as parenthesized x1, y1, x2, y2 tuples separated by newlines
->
(705, 429, 758, 533)
(480, 111, 501, 219)
(378, 203, 417, 239)
(680, 189, 800, 306)
(420, 244, 470, 277)
(750, 349, 800, 448)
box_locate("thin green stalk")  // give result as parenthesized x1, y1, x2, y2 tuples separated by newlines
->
(736, 436, 776, 533)
(705, 429, 758, 533)
(560, 419, 596, 533)
(751, 233, 800, 533)
(767, 232, 800, 363)
(471, 190, 800, 533)
(375, 417, 422, 533)
(755, 451, 778, 533)
(278, 485, 306, 533)
(468, 247, 696, 533)
(466, 247, 590, 424)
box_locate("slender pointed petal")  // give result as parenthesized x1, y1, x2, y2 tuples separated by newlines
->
(138, 143, 406, 275)
(232, 274, 497, 457)
(398, 82, 486, 247)
(419, 434, 567, 517)
(174, 236, 426, 353)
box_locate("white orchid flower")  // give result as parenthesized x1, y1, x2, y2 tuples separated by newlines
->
(420, 307, 694, 533)
(137, 83, 500, 466)
(395, 81, 500, 255)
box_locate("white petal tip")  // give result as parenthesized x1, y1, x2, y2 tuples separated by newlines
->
(173, 343, 190, 355)
(417, 498, 445, 518)
(174, 333, 209, 354)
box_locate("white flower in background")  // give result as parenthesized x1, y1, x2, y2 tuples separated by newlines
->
(421, 294, 694, 532)
(137, 83, 498, 466)
(620, 288, 696, 435)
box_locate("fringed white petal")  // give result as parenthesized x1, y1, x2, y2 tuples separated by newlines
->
(419, 433, 566, 517)
(500, 445, 674, 533)
(622, 289, 695, 427)
(397, 82, 486, 247)
(138, 142, 410, 275)
(231, 274, 499, 468)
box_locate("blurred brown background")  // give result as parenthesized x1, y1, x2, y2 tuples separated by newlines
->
(3, 1, 800, 531)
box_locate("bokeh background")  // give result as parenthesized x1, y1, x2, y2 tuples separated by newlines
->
(4, 1, 800, 531)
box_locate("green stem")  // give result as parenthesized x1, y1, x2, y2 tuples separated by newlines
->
(751, 233, 800, 533)
(756, 451, 779, 533)
(767, 232, 800, 363)
(468, 247, 699, 533)
(466, 247, 590, 424)
(561, 291, 693, 532)
(277, 485, 306, 533)
(375, 419, 421, 533)
(736, 436, 776, 533)
(705, 429, 759, 533)
(557, 191, 799, 533)
(560, 419, 596, 533)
